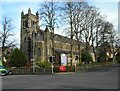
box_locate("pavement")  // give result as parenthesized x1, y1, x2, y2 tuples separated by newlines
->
(54, 72, 75, 75)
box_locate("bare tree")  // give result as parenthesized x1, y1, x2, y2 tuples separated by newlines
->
(92, 17, 103, 62)
(104, 24, 120, 64)
(39, 1, 59, 62)
(80, 5, 97, 51)
(61, 2, 98, 64)
(109, 30, 117, 64)
(61, 2, 78, 65)
(0, 17, 15, 62)
(72, 2, 88, 63)
(87, 7, 101, 62)
(72, 5, 99, 63)
(98, 21, 115, 62)
(61, 2, 117, 64)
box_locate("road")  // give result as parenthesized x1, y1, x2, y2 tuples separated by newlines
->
(1, 64, 119, 89)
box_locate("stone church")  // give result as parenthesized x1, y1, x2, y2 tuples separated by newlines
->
(20, 8, 84, 66)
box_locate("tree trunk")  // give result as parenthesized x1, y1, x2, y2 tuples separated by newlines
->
(2, 43, 5, 62)
(78, 44, 81, 64)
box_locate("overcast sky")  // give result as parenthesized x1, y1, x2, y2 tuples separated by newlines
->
(0, 0, 119, 48)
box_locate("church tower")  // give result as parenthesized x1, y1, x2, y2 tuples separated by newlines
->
(20, 8, 39, 61)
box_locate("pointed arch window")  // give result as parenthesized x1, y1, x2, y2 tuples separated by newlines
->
(24, 37, 26, 42)
(38, 47, 41, 57)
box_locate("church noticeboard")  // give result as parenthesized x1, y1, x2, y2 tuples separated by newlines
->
(61, 54, 67, 66)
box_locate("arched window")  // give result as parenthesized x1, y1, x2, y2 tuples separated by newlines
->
(24, 37, 26, 42)
(25, 21, 28, 27)
(38, 47, 41, 57)
(27, 36, 31, 52)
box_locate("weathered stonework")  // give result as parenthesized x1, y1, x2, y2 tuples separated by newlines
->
(20, 9, 84, 65)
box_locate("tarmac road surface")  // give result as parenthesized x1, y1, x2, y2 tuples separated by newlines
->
(2, 64, 119, 89)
